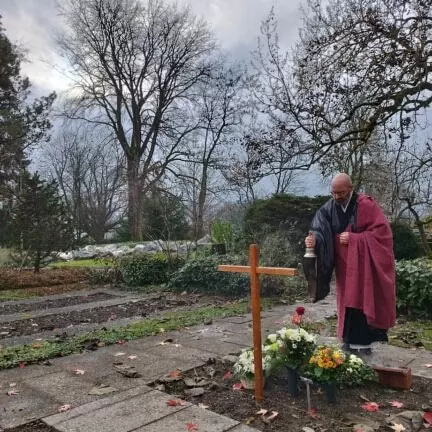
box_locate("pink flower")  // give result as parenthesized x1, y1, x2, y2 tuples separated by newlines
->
(296, 307, 305, 316)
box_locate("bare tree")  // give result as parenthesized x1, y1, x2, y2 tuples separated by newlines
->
(41, 125, 126, 243)
(249, 0, 432, 172)
(56, 0, 216, 240)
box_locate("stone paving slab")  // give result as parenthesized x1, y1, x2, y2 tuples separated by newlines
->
(180, 336, 244, 356)
(44, 385, 153, 426)
(0, 363, 61, 383)
(48, 389, 189, 432)
(134, 404, 239, 432)
(0, 381, 58, 429)
(228, 425, 260, 432)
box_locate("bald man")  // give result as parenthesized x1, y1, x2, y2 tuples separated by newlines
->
(305, 173, 396, 357)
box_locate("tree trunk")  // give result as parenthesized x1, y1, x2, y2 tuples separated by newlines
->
(196, 164, 208, 241)
(34, 252, 41, 273)
(127, 158, 143, 241)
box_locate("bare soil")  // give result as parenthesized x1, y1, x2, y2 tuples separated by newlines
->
(3, 420, 57, 432)
(157, 359, 432, 432)
(0, 292, 117, 314)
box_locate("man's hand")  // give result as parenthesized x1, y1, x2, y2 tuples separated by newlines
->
(339, 232, 349, 245)
(305, 232, 316, 248)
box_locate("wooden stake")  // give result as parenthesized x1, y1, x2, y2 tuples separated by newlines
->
(249, 244, 263, 403)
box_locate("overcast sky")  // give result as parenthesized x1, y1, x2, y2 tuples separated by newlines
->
(0, 0, 327, 194)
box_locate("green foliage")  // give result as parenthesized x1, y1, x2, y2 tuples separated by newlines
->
(118, 253, 185, 286)
(396, 258, 432, 318)
(6, 171, 75, 272)
(391, 221, 423, 260)
(211, 220, 233, 248)
(0, 19, 55, 198)
(243, 194, 329, 260)
(168, 254, 250, 297)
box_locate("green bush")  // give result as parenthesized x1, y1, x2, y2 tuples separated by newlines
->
(243, 194, 329, 261)
(118, 253, 185, 287)
(391, 221, 423, 260)
(396, 258, 432, 318)
(168, 254, 249, 297)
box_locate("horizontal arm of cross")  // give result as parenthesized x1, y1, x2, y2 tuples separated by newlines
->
(217, 265, 297, 276)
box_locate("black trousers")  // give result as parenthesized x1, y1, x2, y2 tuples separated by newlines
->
(342, 307, 388, 346)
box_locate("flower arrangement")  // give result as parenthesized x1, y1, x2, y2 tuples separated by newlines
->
(339, 353, 377, 387)
(306, 345, 346, 383)
(233, 347, 272, 380)
(264, 327, 317, 371)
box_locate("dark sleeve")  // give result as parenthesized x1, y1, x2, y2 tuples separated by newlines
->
(304, 202, 335, 301)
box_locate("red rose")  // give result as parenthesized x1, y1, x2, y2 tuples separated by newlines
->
(296, 306, 305, 316)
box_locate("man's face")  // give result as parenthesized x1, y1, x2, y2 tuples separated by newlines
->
(331, 185, 352, 206)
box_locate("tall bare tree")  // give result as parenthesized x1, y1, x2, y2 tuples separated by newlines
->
(42, 125, 125, 243)
(56, 0, 216, 240)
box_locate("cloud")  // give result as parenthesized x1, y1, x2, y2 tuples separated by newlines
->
(0, 0, 306, 92)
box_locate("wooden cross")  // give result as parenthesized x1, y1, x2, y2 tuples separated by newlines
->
(217, 244, 297, 403)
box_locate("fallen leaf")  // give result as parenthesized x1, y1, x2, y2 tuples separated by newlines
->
(19, 362, 26, 368)
(73, 369, 85, 375)
(158, 338, 173, 345)
(389, 423, 406, 432)
(167, 399, 186, 407)
(232, 382, 243, 390)
(362, 402, 379, 412)
(116, 340, 125, 345)
(308, 408, 318, 418)
(9, 383, 16, 387)
(424, 412, 432, 425)
(302, 428, 316, 432)
(7, 390, 19, 396)
(128, 355, 137, 360)
(390, 401, 404, 408)
(159, 327, 166, 333)
(256, 408, 268, 416)
(169, 369, 181, 378)
(58, 404, 71, 412)
(32, 342, 41, 349)
(114, 352, 126, 357)
(264, 411, 279, 423)
(424, 364, 432, 368)
(184, 387, 205, 397)
(223, 371, 232, 380)
(197, 403, 209, 409)
(186, 422, 198, 431)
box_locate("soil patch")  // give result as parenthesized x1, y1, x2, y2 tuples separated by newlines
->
(0, 293, 224, 339)
(3, 420, 57, 432)
(156, 359, 432, 432)
(0, 292, 118, 314)
(0, 268, 88, 290)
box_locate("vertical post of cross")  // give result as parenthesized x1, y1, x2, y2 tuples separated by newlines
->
(249, 244, 264, 403)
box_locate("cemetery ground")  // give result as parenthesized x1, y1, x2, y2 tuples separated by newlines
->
(0, 264, 431, 431)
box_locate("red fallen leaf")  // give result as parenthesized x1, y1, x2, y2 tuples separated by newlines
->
(223, 371, 232, 380)
(168, 369, 181, 378)
(19, 362, 26, 369)
(390, 400, 404, 408)
(186, 422, 198, 431)
(116, 340, 125, 345)
(308, 408, 318, 418)
(424, 411, 432, 425)
(167, 399, 186, 407)
(232, 382, 244, 390)
(362, 402, 379, 412)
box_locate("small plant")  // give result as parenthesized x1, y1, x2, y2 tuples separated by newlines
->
(395, 258, 432, 318)
(264, 327, 317, 371)
(305, 346, 346, 384)
(211, 220, 233, 251)
(339, 353, 377, 387)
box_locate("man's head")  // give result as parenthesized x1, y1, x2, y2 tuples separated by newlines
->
(331, 173, 353, 206)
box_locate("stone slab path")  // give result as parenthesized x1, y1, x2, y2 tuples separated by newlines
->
(0, 292, 431, 431)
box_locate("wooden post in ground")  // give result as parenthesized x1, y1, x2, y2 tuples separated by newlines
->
(217, 244, 297, 403)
